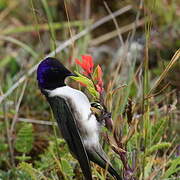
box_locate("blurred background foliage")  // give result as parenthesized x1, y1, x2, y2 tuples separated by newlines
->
(0, 0, 179, 179)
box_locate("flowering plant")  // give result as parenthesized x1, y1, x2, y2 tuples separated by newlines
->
(71, 55, 113, 130)
(72, 55, 104, 99)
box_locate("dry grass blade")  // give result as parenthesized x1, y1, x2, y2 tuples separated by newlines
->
(145, 82, 170, 99)
(10, 81, 28, 133)
(104, 1, 124, 45)
(90, 18, 145, 46)
(0, 21, 85, 35)
(0, 36, 38, 58)
(121, 119, 139, 145)
(0, 1, 18, 21)
(3, 103, 15, 166)
(147, 49, 180, 97)
(17, 118, 57, 126)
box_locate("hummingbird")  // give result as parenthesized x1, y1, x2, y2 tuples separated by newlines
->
(37, 57, 122, 180)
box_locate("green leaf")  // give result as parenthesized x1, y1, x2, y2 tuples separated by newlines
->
(0, 56, 12, 68)
(71, 71, 99, 98)
(16, 154, 31, 161)
(146, 142, 171, 156)
(152, 117, 167, 143)
(15, 123, 34, 154)
(0, 168, 32, 180)
(0, 56, 20, 76)
(163, 157, 180, 178)
(87, 86, 99, 98)
(0, 139, 8, 152)
(71, 71, 94, 87)
(18, 162, 49, 180)
(18, 162, 38, 180)
(61, 159, 74, 177)
(0, 0, 7, 10)
(139, 156, 155, 180)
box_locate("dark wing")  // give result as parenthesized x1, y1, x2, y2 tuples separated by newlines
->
(47, 96, 92, 180)
(87, 146, 122, 180)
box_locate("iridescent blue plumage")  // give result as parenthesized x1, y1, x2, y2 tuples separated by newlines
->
(37, 57, 73, 90)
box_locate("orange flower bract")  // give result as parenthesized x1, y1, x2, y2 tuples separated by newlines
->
(75, 55, 94, 77)
(75, 55, 104, 94)
(95, 65, 104, 94)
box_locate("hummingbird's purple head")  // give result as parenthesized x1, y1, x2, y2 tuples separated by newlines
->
(37, 57, 75, 90)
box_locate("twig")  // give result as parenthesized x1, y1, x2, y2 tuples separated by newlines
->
(0, 5, 132, 104)
(104, 1, 124, 46)
(133, 100, 177, 119)
(3, 103, 15, 167)
(63, 0, 75, 51)
(0, 21, 85, 35)
(90, 18, 146, 46)
(10, 80, 28, 133)
(17, 117, 57, 126)
(130, 0, 144, 43)
(84, 0, 91, 21)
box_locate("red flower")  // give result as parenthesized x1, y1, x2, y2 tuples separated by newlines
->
(75, 55, 94, 77)
(95, 65, 104, 94)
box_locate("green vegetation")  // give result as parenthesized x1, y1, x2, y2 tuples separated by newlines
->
(0, 0, 179, 179)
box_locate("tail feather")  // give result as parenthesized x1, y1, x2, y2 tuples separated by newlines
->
(107, 164, 122, 180)
(87, 147, 122, 180)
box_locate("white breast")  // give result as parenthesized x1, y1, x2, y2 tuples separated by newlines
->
(48, 86, 99, 148)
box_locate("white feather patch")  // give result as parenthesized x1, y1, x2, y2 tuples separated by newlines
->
(47, 86, 99, 148)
